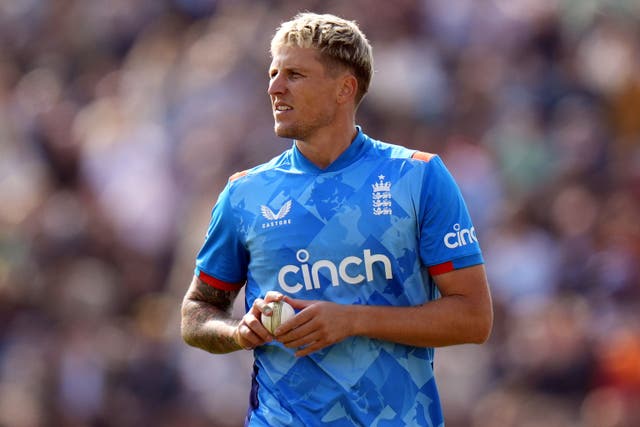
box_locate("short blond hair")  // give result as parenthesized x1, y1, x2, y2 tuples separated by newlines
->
(271, 12, 373, 106)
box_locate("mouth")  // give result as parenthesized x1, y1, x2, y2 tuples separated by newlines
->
(273, 101, 293, 114)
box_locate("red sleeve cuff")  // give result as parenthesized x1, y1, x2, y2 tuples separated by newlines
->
(198, 270, 244, 291)
(427, 261, 455, 276)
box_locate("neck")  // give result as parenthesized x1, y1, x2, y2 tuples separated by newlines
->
(295, 122, 358, 169)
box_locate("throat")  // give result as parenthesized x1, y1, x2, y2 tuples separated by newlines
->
(294, 127, 358, 170)
(295, 140, 349, 169)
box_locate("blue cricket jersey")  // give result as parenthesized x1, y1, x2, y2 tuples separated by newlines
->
(195, 127, 483, 427)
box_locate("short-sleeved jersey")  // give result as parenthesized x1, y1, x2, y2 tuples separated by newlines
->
(195, 128, 483, 427)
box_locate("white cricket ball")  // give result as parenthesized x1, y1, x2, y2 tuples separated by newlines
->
(261, 300, 295, 334)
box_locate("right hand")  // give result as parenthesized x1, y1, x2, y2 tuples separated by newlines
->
(233, 291, 285, 350)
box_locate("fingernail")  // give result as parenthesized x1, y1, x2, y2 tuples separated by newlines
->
(263, 306, 273, 316)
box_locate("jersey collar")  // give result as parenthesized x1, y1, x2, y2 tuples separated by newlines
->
(290, 126, 368, 174)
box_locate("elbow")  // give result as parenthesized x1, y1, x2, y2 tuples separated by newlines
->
(471, 305, 494, 344)
(180, 317, 194, 347)
(181, 318, 204, 350)
(180, 303, 197, 348)
(182, 334, 199, 350)
(472, 322, 492, 344)
(180, 320, 192, 346)
(469, 283, 494, 344)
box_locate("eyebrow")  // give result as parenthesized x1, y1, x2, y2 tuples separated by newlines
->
(268, 66, 309, 76)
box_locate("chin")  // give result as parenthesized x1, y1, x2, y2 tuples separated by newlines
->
(274, 124, 299, 139)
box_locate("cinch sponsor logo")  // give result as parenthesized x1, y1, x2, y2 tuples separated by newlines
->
(443, 223, 478, 249)
(278, 249, 393, 293)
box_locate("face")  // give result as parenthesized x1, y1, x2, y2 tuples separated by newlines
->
(268, 45, 342, 141)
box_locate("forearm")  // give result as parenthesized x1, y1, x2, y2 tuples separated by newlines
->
(181, 298, 243, 354)
(351, 294, 492, 348)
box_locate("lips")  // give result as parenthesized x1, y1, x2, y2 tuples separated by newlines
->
(273, 101, 293, 113)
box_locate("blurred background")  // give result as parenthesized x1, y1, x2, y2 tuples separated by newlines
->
(1, 0, 639, 426)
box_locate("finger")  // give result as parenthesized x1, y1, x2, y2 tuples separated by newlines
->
(236, 323, 262, 349)
(264, 291, 285, 302)
(294, 340, 325, 357)
(275, 315, 314, 342)
(281, 329, 323, 350)
(244, 314, 274, 342)
(245, 325, 273, 347)
(255, 292, 286, 316)
(274, 304, 314, 335)
(253, 299, 273, 316)
(237, 311, 273, 347)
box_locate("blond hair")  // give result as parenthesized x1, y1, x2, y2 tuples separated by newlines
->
(271, 12, 373, 106)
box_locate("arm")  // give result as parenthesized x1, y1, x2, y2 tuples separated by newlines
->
(181, 275, 274, 353)
(275, 264, 493, 357)
(352, 264, 493, 346)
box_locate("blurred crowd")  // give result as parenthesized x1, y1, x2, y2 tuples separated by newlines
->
(1, 0, 639, 426)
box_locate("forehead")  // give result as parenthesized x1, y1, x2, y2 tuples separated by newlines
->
(269, 45, 324, 70)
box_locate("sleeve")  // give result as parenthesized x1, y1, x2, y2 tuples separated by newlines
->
(194, 182, 249, 290)
(416, 156, 484, 276)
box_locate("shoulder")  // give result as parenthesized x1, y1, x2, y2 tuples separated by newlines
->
(365, 135, 438, 165)
(227, 150, 292, 185)
(410, 151, 437, 163)
(221, 152, 290, 205)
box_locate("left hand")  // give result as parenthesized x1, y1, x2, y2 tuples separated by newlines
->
(274, 297, 354, 357)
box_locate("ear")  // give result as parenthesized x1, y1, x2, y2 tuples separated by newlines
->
(336, 74, 358, 105)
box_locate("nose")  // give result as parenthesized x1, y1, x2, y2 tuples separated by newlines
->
(268, 73, 285, 96)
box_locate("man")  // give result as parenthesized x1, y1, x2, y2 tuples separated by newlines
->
(181, 12, 493, 426)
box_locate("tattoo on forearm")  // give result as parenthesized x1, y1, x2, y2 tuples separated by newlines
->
(181, 279, 243, 354)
